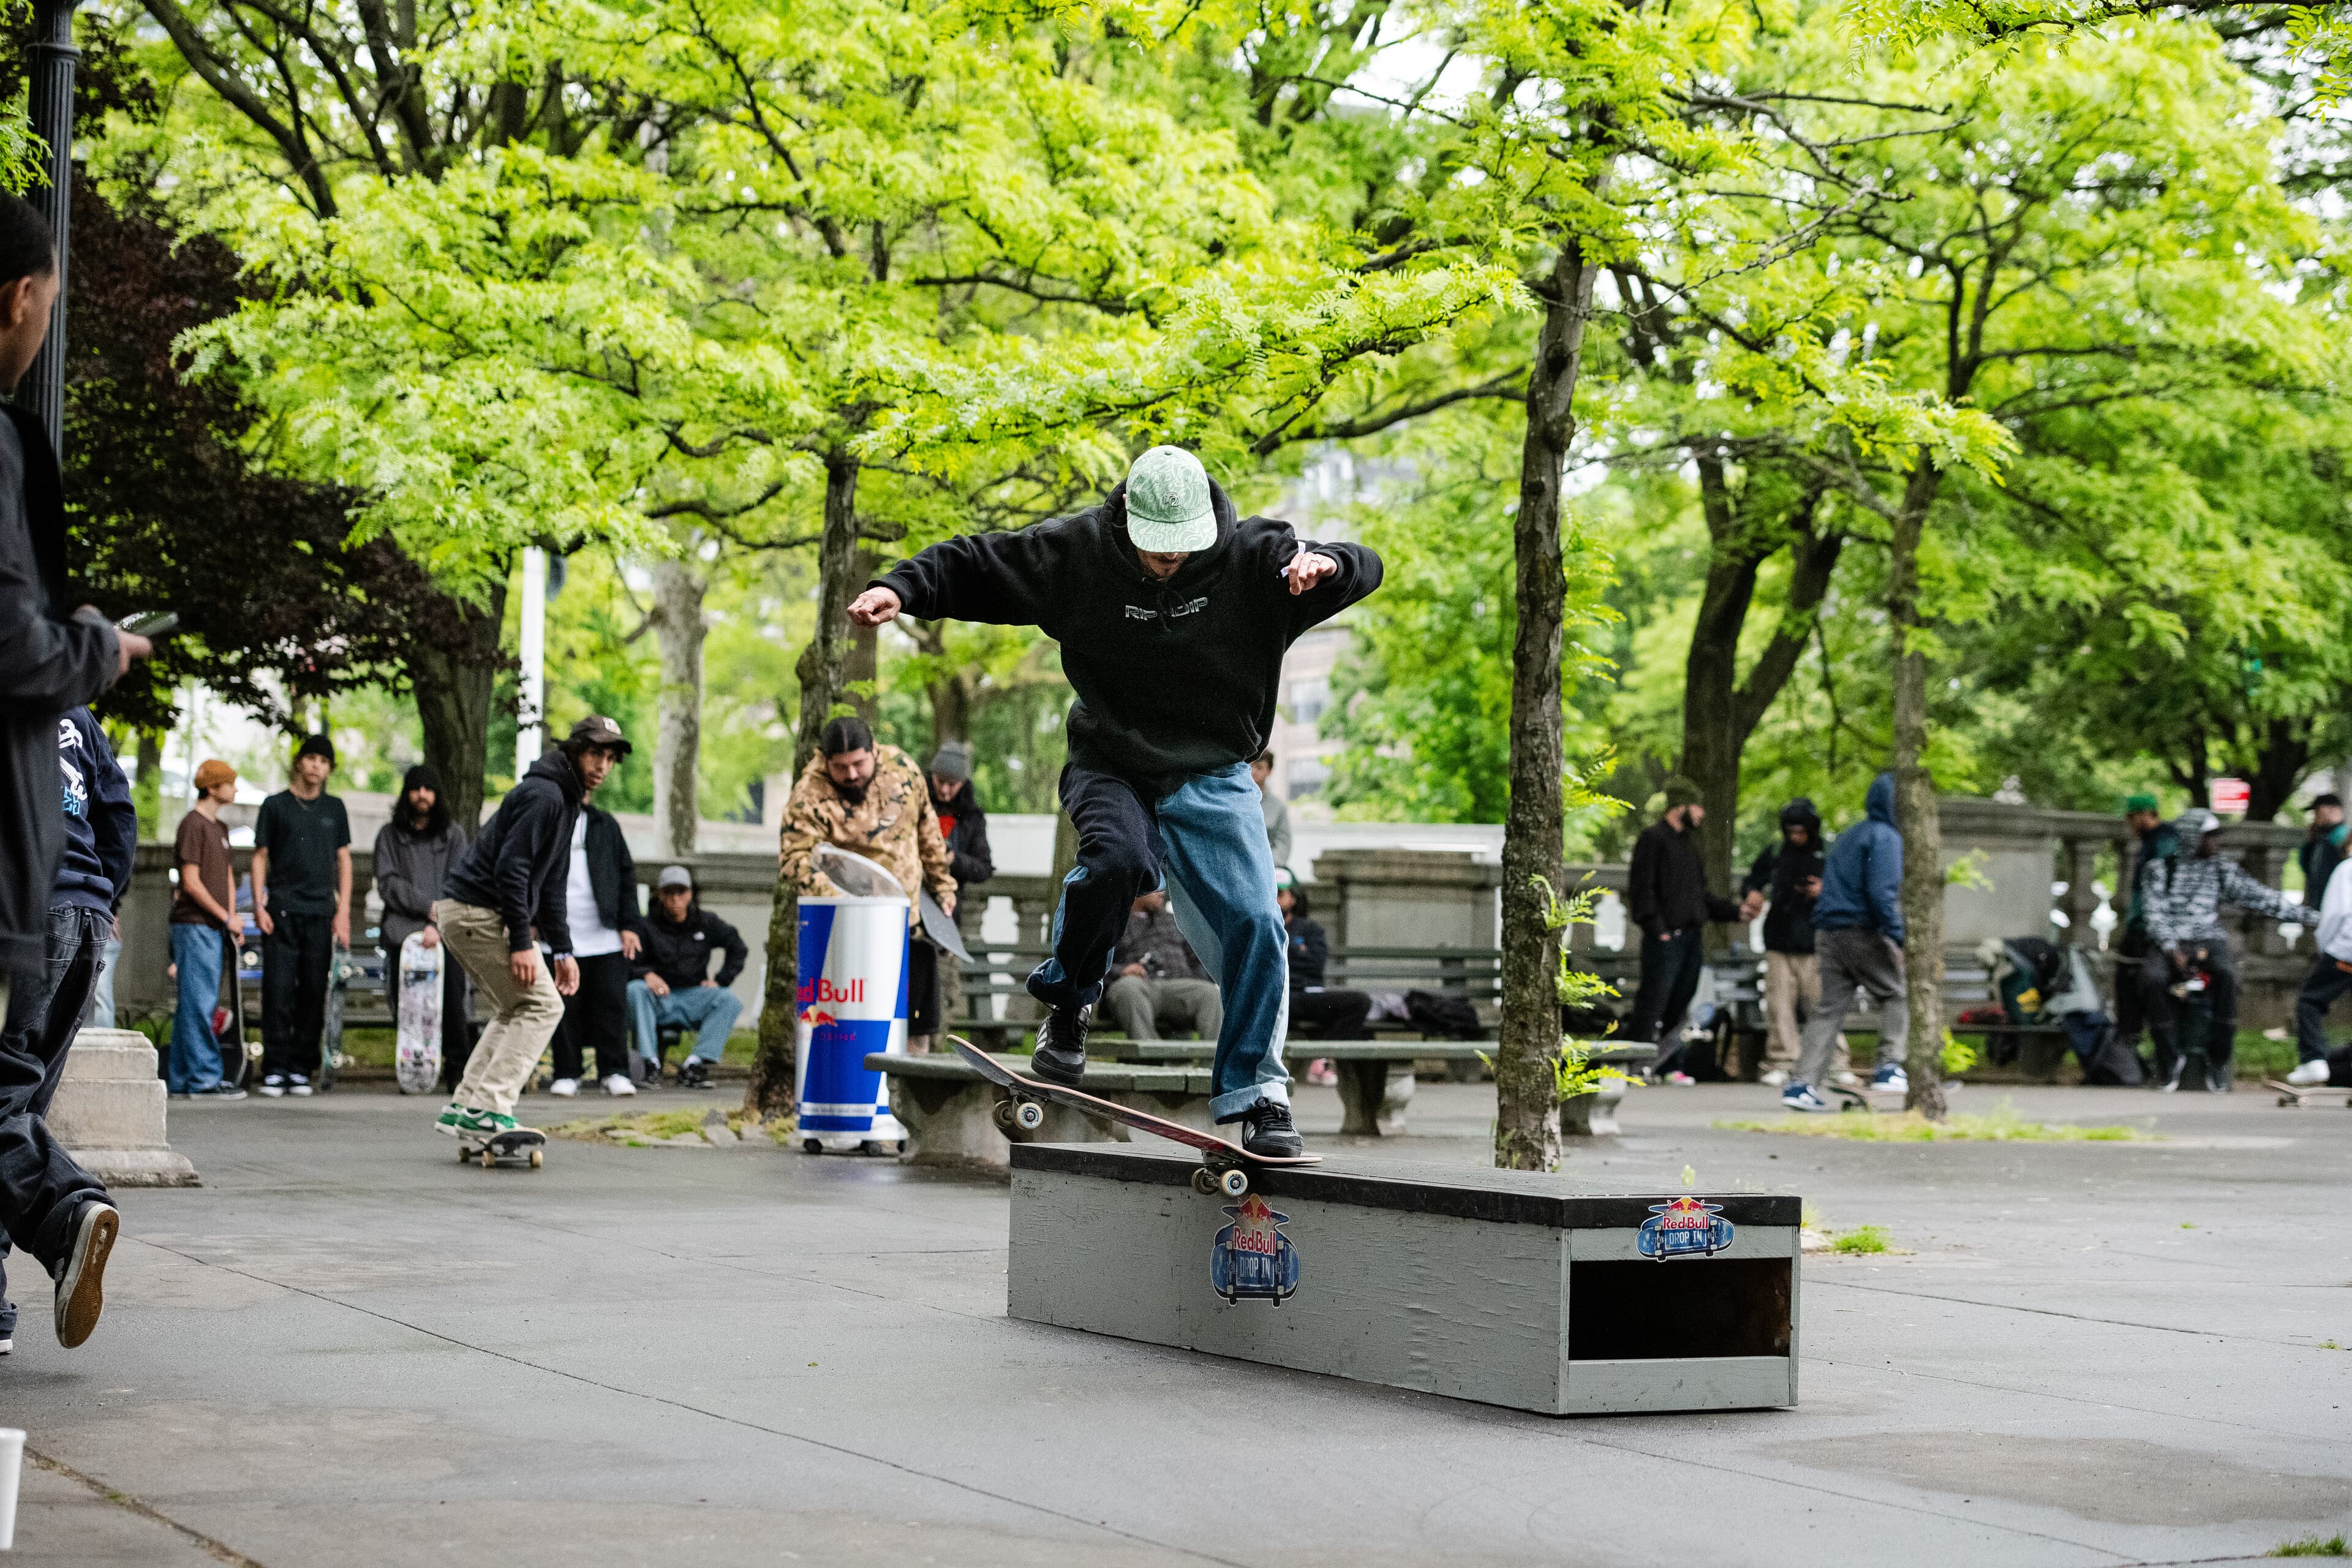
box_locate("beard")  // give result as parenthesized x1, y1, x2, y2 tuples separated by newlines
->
(833, 777, 871, 807)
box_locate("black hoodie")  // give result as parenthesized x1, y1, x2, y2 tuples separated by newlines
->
(1741, 798, 1826, 956)
(872, 477, 1381, 790)
(443, 750, 582, 954)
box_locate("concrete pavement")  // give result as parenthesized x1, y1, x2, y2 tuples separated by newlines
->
(2, 1077, 2346, 1566)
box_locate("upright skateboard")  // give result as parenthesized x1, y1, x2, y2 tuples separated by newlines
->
(459, 1127, 545, 1169)
(317, 942, 350, 1092)
(223, 938, 258, 1089)
(2265, 1079, 2352, 1109)
(949, 1036, 1318, 1197)
(394, 932, 445, 1095)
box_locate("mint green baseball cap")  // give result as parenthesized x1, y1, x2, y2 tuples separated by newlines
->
(1123, 446, 1217, 553)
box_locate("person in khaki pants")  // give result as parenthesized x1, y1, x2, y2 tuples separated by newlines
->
(1740, 798, 1850, 1087)
(431, 718, 629, 1137)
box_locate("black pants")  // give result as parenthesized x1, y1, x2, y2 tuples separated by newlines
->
(437, 958, 476, 1091)
(1028, 764, 1169, 1010)
(909, 938, 940, 1038)
(261, 909, 334, 1079)
(1291, 987, 1371, 1041)
(2142, 942, 2239, 1075)
(1627, 926, 1706, 1071)
(552, 951, 631, 1082)
(0, 905, 112, 1336)
(2113, 939, 2147, 1050)
(2294, 952, 2352, 1063)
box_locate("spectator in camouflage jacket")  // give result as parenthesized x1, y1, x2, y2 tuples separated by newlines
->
(778, 717, 956, 930)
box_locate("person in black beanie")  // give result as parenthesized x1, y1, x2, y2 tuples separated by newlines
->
(1623, 775, 1740, 1082)
(373, 763, 473, 1089)
(251, 733, 352, 1096)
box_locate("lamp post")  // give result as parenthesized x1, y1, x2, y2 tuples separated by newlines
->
(20, 0, 78, 458)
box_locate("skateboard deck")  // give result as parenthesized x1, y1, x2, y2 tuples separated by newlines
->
(394, 932, 445, 1095)
(317, 943, 350, 1091)
(948, 1036, 1318, 1197)
(224, 938, 257, 1089)
(459, 1127, 546, 1168)
(2264, 1079, 2352, 1108)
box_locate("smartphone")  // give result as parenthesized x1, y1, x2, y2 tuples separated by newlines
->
(117, 611, 178, 638)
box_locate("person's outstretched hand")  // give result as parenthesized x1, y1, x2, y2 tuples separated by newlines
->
(1284, 551, 1338, 595)
(848, 586, 902, 626)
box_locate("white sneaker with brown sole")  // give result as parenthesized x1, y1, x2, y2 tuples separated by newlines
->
(53, 1200, 119, 1349)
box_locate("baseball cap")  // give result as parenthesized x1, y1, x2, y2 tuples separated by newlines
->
(194, 759, 237, 791)
(569, 715, 633, 756)
(2176, 807, 2221, 838)
(1123, 446, 1217, 554)
(657, 865, 694, 891)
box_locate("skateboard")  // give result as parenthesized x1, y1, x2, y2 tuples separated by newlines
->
(394, 932, 445, 1095)
(1829, 1084, 1905, 1113)
(2264, 1079, 2352, 1108)
(948, 1036, 1319, 1197)
(458, 1127, 546, 1169)
(317, 942, 350, 1092)
(224, 937, 258, 1089)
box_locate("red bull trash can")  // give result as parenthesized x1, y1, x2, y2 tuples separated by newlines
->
(794, 848, 910, 1154)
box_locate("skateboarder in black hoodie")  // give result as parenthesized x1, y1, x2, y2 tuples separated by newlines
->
(851, 447, 1381, 1155)
(431, 717, 630, 1137)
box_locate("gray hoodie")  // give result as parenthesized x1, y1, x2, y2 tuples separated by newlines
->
(373, 815, 469, 954)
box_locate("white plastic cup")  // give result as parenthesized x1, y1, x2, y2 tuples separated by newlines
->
(0, 1426, 23, 1550)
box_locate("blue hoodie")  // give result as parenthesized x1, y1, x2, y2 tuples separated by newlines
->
(1813, 772, 1904, 943)
(55, 707, 136, 914)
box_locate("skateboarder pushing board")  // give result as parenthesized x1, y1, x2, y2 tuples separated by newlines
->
(430, 716, 632, 1144)
(850, 447, 1381, 1157)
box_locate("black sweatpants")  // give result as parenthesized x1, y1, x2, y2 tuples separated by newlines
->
(1290, 987, 1372, 1041)
(0, 905, 112, 1337)
(908, 938, 940, 1038)
(2294, 952, 2352, 1063)
(1626, 925, 1707, 1071)
(552, 951, 632, 1082)
(261, 909, 334, 1079)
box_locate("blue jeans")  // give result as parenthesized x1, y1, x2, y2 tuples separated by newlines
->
(0, 905, 115, 1336)
(168, 923, 228, 1093)
(1028, 762, 1289, 1121)
(627, 981, 744, 1063)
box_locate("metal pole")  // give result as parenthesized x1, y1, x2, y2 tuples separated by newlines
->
(21, 0, 79, 459)
(516, 546, 547, 774)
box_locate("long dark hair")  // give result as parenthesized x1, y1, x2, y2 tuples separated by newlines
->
(398, 763, 451, 837)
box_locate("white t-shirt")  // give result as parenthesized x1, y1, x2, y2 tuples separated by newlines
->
(565, 815, 623, 958)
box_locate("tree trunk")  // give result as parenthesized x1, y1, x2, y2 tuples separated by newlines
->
(1888, 459, 1948, 1121)
(410, 579, 508, 832)
(747, 454, 864, 1121)
(2243, 717, 2309, 823)
(649, 554, 708, 859)
(1495, 234, 1603, 1173)
(1678, 475, 1841, 910)
(844, 546, 881, 723)
(906, 619, 973, 748)
(133, 728, 163, 842)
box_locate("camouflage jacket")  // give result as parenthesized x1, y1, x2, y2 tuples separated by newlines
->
(778, 744, 956, 926)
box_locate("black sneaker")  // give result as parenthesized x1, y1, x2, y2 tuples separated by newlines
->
(677, 1057, 712, 1090)
(1238, 1099, 1305, 1158)
(1030, 1005, 1091, 1085)
(53, 1199, 119, 1349)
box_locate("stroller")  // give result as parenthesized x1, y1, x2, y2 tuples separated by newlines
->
(1978, 937, 2142, 1087)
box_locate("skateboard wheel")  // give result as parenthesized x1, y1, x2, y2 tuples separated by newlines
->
(1190, 1169, 1216, 1196)
(528, 1148, 543, 1168)
(802, 1137, 823, 1155)
(993, 1099, 1017, 1132)
(1218, 1167, 1249, 1199)
(1014, 1100, 1046, 1132)
(480, 1149, 496, 1169)
(458, 1146, 470, 1164)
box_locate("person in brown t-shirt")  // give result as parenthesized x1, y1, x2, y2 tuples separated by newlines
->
(168, 761, 246, 1099)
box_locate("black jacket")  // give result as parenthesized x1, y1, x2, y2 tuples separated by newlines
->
(0, 408, 118, 975)
(1741, 799, 1825, 956)
(633, 902, 747, 991)
(2301, 824, 2349, 909)
(873, 478, 1381, 789)
(1284, 914, 1332, 991)
(444, 751, 582, 954)
(576, 807, 646, 940)
(1627, 816, 1739, 938)
(929, 777, 993, 887)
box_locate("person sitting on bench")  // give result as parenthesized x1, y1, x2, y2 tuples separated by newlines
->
(1103, 889, 1221, 1041)
(628, 865, 748, 1089)
(1279, 879, 1371, 1041)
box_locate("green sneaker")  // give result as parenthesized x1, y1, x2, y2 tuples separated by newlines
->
(437, 1104, 509, 1137)
(434, 1102, 469, 1136)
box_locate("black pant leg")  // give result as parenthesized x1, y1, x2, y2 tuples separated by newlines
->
(907, 940, 939, 1037)
(551, 985, 586, 1081)
(2294, 954, 2351, 1061)
(1292, 987, 1371, 1041)
(292, 913, 332, 1077)
(1651, 933, 1707, 1072)
(582, 954, 631, 1082)
(441, 962, 474, 1091)
(2141, 950, 2181, 1071)
(2206, 947, 2241, 1067)
(0, 908, 108, 1270)
(1626, 930, 1679, 1044)
(1028, 765, 1160, 1011)
(260, 919, 301, 1077)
